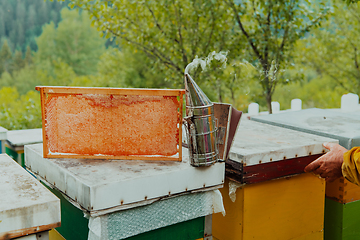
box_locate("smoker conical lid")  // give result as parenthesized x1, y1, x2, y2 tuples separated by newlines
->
(184, 73, 212, 107)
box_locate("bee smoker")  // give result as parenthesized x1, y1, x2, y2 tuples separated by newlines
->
(183, 73, 219, 167)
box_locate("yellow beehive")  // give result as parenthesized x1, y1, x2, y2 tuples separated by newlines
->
(213, 173, 325, 240)
(325, 177, 360, 204)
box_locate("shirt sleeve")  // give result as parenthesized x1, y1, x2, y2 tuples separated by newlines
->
(342, 147, 360, 186)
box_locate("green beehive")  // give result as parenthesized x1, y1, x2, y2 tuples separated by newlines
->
(5, 128, 42, 167)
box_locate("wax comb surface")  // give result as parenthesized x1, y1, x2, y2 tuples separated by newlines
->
(37, 86, 184, 161)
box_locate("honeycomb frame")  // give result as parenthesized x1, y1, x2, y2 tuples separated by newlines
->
(36, 86, 185, 161)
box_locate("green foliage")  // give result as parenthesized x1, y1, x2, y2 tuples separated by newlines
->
(12, 50, 25, 73)
(36, 58, 76, 87)
(345, 0, 360, 3)
(0, 71, 13, 88)
(0, 87, 41, 130)
(70, 0, 240, 86)
(86, 47, 173, 89)
(36, 8, 106, 76)
(0, 0, 68, 53)
(226, 0, 331, 112)
(24, 46, 33, 66)
(12, 66, 38, 96)
(222, 61, 259, 110)
(0, 40, 12, 75)
(298, 0, 360, 97)
(273, 77, 343, 110)
(68, 0, 333, 112)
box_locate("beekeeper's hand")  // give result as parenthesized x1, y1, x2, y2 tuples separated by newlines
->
(304, 142, 347, 182)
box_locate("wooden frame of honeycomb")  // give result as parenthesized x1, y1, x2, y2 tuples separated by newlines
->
(36, 86, 185, 161)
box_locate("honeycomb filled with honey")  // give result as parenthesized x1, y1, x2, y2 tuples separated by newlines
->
(39, 88, 184, 160)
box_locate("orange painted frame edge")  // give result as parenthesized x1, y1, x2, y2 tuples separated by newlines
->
(35, 86, 184, 96)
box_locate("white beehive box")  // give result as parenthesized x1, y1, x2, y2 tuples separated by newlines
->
(25, 144, 224, 214)
(230, 119, 338, 166)
(6, 129, 42, 151)
(0, 154, 60, 239)
(226, 119, 338, 184)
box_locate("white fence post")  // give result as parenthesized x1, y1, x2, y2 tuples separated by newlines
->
(248, 103, 259, 115)
(291, 99, 302, 111)
(271, 101, 280, 113)
(341, 93, 359, 111)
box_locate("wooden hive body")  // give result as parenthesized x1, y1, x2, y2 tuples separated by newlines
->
(213, 175, 325, 240)
(326, 178, 360, 204)
(324, 198, 360, 240)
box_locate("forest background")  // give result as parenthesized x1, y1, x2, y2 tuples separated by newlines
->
(0, 0, 359, 130)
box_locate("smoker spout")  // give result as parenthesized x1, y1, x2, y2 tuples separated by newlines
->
(184, 74, 213, 117)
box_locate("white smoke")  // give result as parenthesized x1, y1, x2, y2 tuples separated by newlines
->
(184, 51, 228, 75)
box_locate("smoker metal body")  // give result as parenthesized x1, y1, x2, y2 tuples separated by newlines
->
(184, 74, 219, 167)
(183, 106, 218, 167)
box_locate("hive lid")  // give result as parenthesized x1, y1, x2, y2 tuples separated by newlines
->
(229, 119, 338, 166)
(0, 126, 7, 141)
(226, 119, 338, 184)
(0, 154, 60, 239)
(6, 128, 42, 147)
(25, 143, 224, 214)
(251, 108, 360, 149)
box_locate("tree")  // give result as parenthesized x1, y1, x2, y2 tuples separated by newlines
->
(36, 8, 106, 75)
(35, 58, 76, 87)
(0, 40, 13, 75)
(26, 5, 37, 30)
(2, 1, 14, 37)
(13, 66, 38, 95)
(15, 2, 26, 30)
(95, 47, 172, 89)
(16, 20, 25, 51)
(225, 0, 331, 113)
(35, 22, 56, 62)
(0, 9, 5, 38)
(298, 0, 360, 97)
(222, 60, 257, 107)
(37, 1, 49, 25)
(0, 71, 13, 88)
(68, 0, 240, 87)
(0, 0, 69, 54)
(12, 50, 25, 73)
(24, 46, 33, 66)
(273, 71, 343, 110)
(68, 0, 333, 110)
